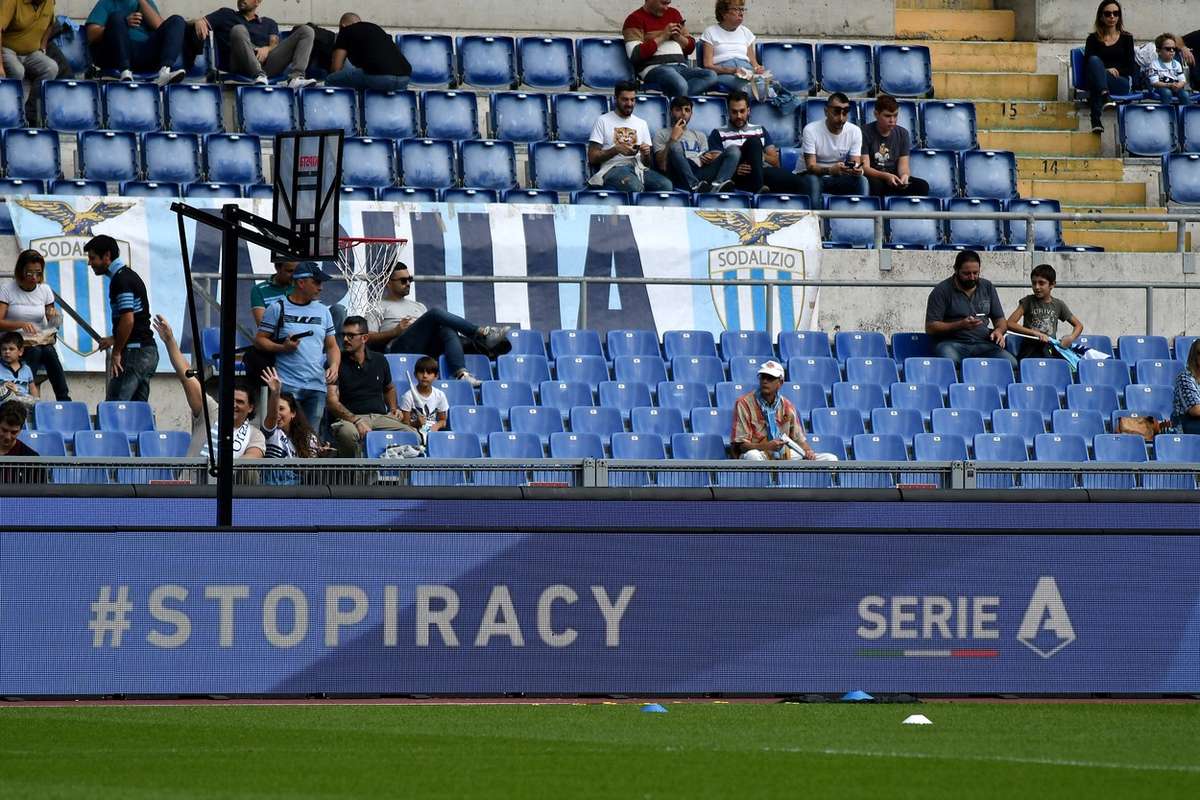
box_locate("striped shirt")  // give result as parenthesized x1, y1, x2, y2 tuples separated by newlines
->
(732, 390, 807, 458)
(105, 259, 154, 347)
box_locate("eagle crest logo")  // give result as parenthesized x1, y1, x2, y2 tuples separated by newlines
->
(695, 210, 808, 245)
(15, 199, 135, 236)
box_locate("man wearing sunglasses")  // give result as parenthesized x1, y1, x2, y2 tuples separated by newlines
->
(799, 91, 868, 210)
(327, 315, 413, 457)
(366, 263, 510, 388)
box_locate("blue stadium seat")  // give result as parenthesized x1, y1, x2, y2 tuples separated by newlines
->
(1118, 103, 1177, 157)
(690, 407, 734, 447)
(0, 78, 23, 128)
(77, 130, 138, 182)
(497, 354, 552, 386)
(1020, 358, 1073, 401)
(518, 36, 576, 90)
(35, 400, 91, 437)
(184, 182, 241, 199)
(102, 81, 160, 133)
(73, 430, 131, 483)
(825, 195, 879, 248)
(550, 431, 604, 459)
(400, 138, 456, 189)
(489, 91, 551, 142)
(672, 432, 726, 461)
(599, 380, 652, 422)
(788, 356, 840, 394)
(846, 357, 899, 388)
(1006, 382, 1061, 423)
(903, 357, 955, 398)
(49, 179, 104, 195)
(884, 195, 941, 248)
(848, 433, 907, 488)
(1030, 433, 1088, 489)
(362, 89, 419, 140)
(875, 44, 932, 97)
(1124, 383, 1173, 417)
(907, 149, 957, 199)
(688, 95, 729, 137)
(948, 382, 1004, 418)
(715, 354, 764, 384)
(539, 381, 594, 419)
(754, 193, 811, 210)
(1066, 383, 1120, 421)
(3, 128, 60, 179)
(779, 331, 832, 361)
(338, 186, 375, 201)
(1118, 335, 1170, 363)
(204, 133, 262, 185)
(1163, 152, 1200, 204)
(663, 330, 718, 360)
(889, 334, 932, 366)
(757, 42, 814, 93)
(672, 355, 725, 388)
(488, 431, 544, 460)
(749, 100, 800, 149)
(1005, 198, 1064, 251)
(120, 180, 179, 197)
(442, 188, 497, 203)
(570, 406, 623, 449)
(398, 34, 457, 87)
(720, 330, 773, 361)
(817, 43, 873, 95)
(576, 37, 633, 90)
(962, 357, 1015, 390)
(449, 405, 503, 440)
(834, 331, 887, 363)
(631, 406, 685, 439)
(434, 379, 478, 407)
(871, 407, 924, 449)
(137, 430, 189, 458)
(481, 380, 536, 421)
(1136, 359, 1183, 386)
(811, 407, 865, 451)
(1150, 434, 1200, 489)
(1076, 334, 1115, 357)
(163, 83, 221, 134)
(378, 186, 435, 203)
(890, 382, 944, 423)
(715, 381, 752, 410)
(1173, 336, 1198, 360)
(235, 85, 295, 136)
(572, 189, 629, 206)
(421, 432, 483, 486)
(1087, 433, 1146, 489)
(142, 131, 200, 183)
(552, 92, 609, 142)
(606, 329, 659, 359)
(1051, 409, 1105, 444)
(991, 408, 1044, 451)
(931, 408, 985, 444)
(341, 137, 397, 188)
(384, 351, 423, 383)
(505, 328, 547, 357)
(42, 79, 100, 132)
(945, 197, 1004, 248)
(96, 400, 154, 445)
(460, 139, 518, 190)
(510, 405, 564, 448)
(920, 101, 977, 151)
(549, 329, 604, 361)
(1079, 358, 1132, 392)
(610, 433, 666, 487)
(631, 190, 689, 207)
(364, 430, 422, 459)
(656, 381, 712, 412)
(298, 86, 358, 136)
(914, 432, 968, 462)
(696, 191, 752, 210)
(779, 382, 828, 424)
(504, 188, 559, 204)
(801, 433, 848, 462)
(529, 140, 588, 191)
(961, 150, 1017, 200)
(1181, 105, 1200, 153)
(632, 93, 669, 134)
(458, 35, 517, 89)
(972, 433, 1026, 488)
(421, 89, 478, 140)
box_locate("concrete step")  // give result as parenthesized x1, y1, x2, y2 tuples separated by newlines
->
(1016, 156, 1125, 181)
(1063, 228, 1189, 252)
(934, 72, 1057, 101)
(1018, 179, 1145, 205)
(1062, 206, 1170, 231)
(926, 42, 1038, 73)
(977, 101, 1079, 131)
(896, 9, 1016, 41)
(897, 0, 996, 9)
(978, 129, 1101, 156)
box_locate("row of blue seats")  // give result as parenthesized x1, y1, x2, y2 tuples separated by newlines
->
(1114, 103, 1200, 157)
(20, 428, 186, 458)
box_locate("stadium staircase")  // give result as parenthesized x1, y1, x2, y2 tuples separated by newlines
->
(898, 0, 1186, 252)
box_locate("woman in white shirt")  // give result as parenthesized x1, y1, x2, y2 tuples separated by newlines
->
(261, 366, 322, 485)
(0, 250, 70, 400)
(700, 1, 772, 97)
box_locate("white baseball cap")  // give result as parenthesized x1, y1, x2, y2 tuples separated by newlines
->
(757, 360, 786, 379)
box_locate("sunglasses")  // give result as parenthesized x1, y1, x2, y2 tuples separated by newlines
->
(1163, 46, 1177, 51)
(1101, 9, 1120, 16)
(828, 105, 850, 115)
(342, 331, 366, 338)
(391, 276, 413, 283)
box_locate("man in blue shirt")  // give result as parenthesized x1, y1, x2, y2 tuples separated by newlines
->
(255, 261, 339, 431)
(192, 0, 314, 87)
(85, 0, 187, 84)
(85, 234, 160, 401)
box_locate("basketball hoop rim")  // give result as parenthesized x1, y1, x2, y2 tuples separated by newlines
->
(338, 236, 409, 248)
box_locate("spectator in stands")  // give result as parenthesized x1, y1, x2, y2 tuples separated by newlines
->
(799, 91, 868, 209)
(0, 330, 35, 406)
(708, 90, 807, 194)
(0, 399, 42, 484)
(399, 355, 448, 440)
(1143, 33, 1191, 104)
(327, 314, 413, 457)
(588, 80, 673, 193)
(1172, 339, 1200, 434)
(0, 249, 68, 400)
(1084, 1, 1137, 133)
(861, 93, 930, 199)
(254, 261, 338, 431)
(623, 0, 716, 99)
(260, 365, 321, 484)
(192, 0, 316, 88)
(0, 0, 58, 122)
(699, 0, 791, 109)
(732, 360, 837, 461)
(367, 263, 509, 387)
(1005, 264, 1084, 360)
(1180, 29, 1200, 89)
(925, 249, 1017, 370)
(85, 0, 188, 84)
(325, 12, 409, 91)
(653, 95, 738, 192)
(250, 260, 295, 325)
(85, 234, 159, 402)
(153, 314, 265, 460)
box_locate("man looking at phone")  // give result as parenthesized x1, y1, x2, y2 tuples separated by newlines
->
(799, 91, 868, 209)
(652, 95, 739, 192)
(622, 0, 716, 99)
(925, 249, 1017, 370)
(255, 261, 339, 430)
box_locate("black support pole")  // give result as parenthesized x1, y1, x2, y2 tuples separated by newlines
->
(217, 204, 240, 527)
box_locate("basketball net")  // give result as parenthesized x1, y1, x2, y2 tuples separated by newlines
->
(333, 237, 407, 318)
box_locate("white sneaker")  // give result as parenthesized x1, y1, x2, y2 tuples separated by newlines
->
(287, 76, 316, 89)
(119, 69, 134, 82)
(253, 74, 269, 86)
(456, 370, 483, 388)
(155, 66, 187, 86)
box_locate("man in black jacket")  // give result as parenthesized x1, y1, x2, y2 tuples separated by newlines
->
(324, 12, 409, 91)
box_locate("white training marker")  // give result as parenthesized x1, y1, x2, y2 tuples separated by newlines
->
(902, 714, 933, 725)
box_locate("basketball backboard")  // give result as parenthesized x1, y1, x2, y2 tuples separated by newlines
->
(273, 130, 343, 260)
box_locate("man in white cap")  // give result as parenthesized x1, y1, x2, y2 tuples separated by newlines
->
(731, 359, 837, 461)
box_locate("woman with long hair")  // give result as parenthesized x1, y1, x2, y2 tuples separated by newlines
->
(1083, 0, 1137, 133)
(1172, 339, 1200, 434)
(261, 366, 321, 484)
(0, 249, 70, 400)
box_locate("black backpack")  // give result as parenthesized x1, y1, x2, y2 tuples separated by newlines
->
(306, 23, 337, 75)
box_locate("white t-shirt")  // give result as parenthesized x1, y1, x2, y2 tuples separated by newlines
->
(700, 24, 756, 65)
(588, 110, 653, 186)
(801, 120, 863, 168)
(189, 396, 267, 458)
(400, 385, 449, 419)
(0, 278, 53, 329)
(372, 295, 427, 334)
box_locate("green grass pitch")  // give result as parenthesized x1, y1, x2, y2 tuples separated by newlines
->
(1, 703, 1198, 798)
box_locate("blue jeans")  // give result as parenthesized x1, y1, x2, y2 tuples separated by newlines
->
(663, 142, 739, 190)
(800, 172, 870, 209)
(933, 338, 1019, 370)
(24, 343, 70, 400)
(389, 307, 480, 376)
(1152, 86, 1191, 104)
(1084, 54, 1133, 119)
(600, 164, 673, 193)
(90, 13, 186, 71)
(287, 386, 327, 432)
(325, 66, 410, 92)
(107, 344, 159, 402)
(641, 63, 718, 98)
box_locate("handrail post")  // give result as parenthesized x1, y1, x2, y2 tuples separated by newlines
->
(1025, 213, 1036, 251)
(578, 276, 588, 329)
(873, 214, 884, 250)
(1146, 286, 1153, 336)
(1177, 217, 1187, 254)
(765, 279, 774, 334)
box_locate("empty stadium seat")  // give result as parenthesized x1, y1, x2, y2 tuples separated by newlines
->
(945, 197, 1004, 248)
(205, 133, 262, 185)
(572, 189, 628, 206)
(788, 356, 840, 394)
(434, 379, 478, 407)
(72, 430, 132, 483)
(610, 433, 666, 486)
(992, 408, 1045, 450)
(690, 407, 734, 447)
(1020, 358, 1072, 399)
(656, 381, 711, 412)
(606, 329, 660, 359)
(672, 432, 726, 462)
(811, 407, 865, 451)
(891, 382, 943, 423)
(0, 78, 23, 128)
(834, 331, 887, 363)
(720, 330, 773, 361)
(778, 331, 832, 361)
(509, 405, 563, 448)
(1150, 434, 1200, 489)
(235, 85, 295, 136)
(489, 91, 551, 142)
(931, 408, 985, 443)
(77, 130, 138, 182)
(552, 92, 609, 143)
(1051, 409, 1105, 444)
(972, 433, 1026, 488)
(903, 357, 956, 398)
(914, 432, 968, 462)
(4, 128, 60, 179)
(1136, 359, 1183, 386)
(754, 193, 811, 210)
(102, 81, 160, 133)
(875, 44, 932, 97)
(338, 186, 375, 201)
(458, 35, 517, 89)
(481, 380, 536, 420)
(504, 188, 558, 204)
(547, 330, 604, 363)
(696, 192, 752, 209)
(398, 34, 457, 87)
(576, 37, 633, 90)
(142, 131, 200, 183)
(356, 90, 418, 140)
(42, 79, 100, 132)
(505, 329, 547, 357)
(633, 190, 691, 207)
(715, 381, 752, 410)
(1124, 383, 1173, 417)
(163, 83, 222, 134)
(846, 357, 899, 388)
(540, 381, 594, 419)
(1030, 433, 1088, 489)
(341, 137, 397, 188)
(779, 382, 826, 423)
(663, 330, 718, 360)
(439, 188, 494, 203)
(488, 431, 544, 460)
(906, 149, 957, 199)
(817, 43, 873, 95)
(824, 195, 879, 248)
(450, 405, 504, 440)
(422, 89, 478, 140)
(1181, 106, 1200, 153)
(35, 401, 92, 437)
(1163, 153, 1200, 204)
(871, 407, 924, 449)
(1007, 382, 1061, 423)
(497, 353, 551, 386)
(121, 180, 180, 197)
(550, 431, 604, 459)
(948, 383, 1003, 418)
(1076, 334, 1115, 357)
(1118, 103, 1177, 157)
(184, 181, 241, 198)
(689, 95, 729, 137)
(518, 36, 577, 90)
(421, 432, 483, 486)
(757, 41, 814, 94)
(137, 430, 190, 458)
(598, 380, 652, 422)
(1079, 358, 1132, 392)
(848, 433, 908, 488)
(751, 100, 801, 149)
(1065, 383, 1120, 421)
(570, 406, 623, 449)
(459, 139, 518, 190)
(1118, 335, 1170, 363)
(631, 406, 685, 439)
(1005, 198, 1064, 251)
(400, 138, 456, 189)
(961, 150, 1017, 200)
(96, 401, 154, 445)
(885, 195, 941, 247)
(1086, 433, 1146, 489)
(49, 179, 104, 195)
(920, 102, 977, 151)
(528, 140, 587, 191)
(632, 93, 669, 134)
(961, 357, 1015, 390)
(672, 355, 725, 388)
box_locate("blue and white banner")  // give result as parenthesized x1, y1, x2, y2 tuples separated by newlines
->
(1, 532, 1195, 694)
(10, 198, 823, 372)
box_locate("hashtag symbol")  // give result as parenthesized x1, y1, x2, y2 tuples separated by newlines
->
(88, 585, 133, 648)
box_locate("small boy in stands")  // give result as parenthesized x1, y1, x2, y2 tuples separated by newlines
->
(399, 356, 448, 440)
(1005, 263, 1085, 360)
(0, 332, 37, 406)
